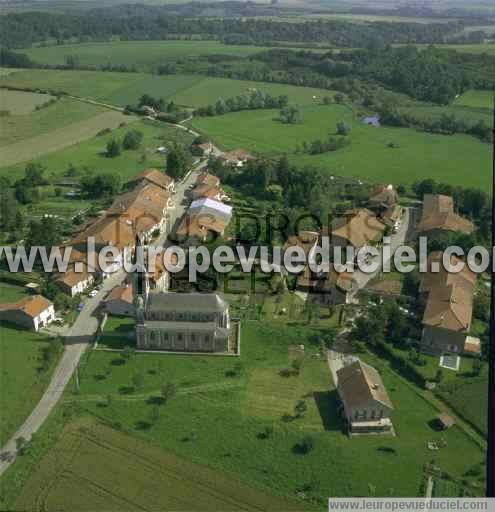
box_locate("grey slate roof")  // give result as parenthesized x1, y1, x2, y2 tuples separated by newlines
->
(146, 292, 228, 314)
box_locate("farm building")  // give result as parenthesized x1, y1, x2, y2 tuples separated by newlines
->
(0, 295, 55, 331)
(416, 194, 474, 236)
(419, 251, 480, 357)
(337, 360, 394, 435)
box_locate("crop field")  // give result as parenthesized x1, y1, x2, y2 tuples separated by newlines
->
(0, 96, 113, 147)
(454, 90, 494, 110)
(0, 119, 193, 180)
(14, 417, 304, 512)
(0, 104, 132, 167)
(54, 320, 485, 502)
(193, 104, 491, 189)
(0, 324, 60, 445)
(23, 40, 275, 71)
(0, 89, 55, 115)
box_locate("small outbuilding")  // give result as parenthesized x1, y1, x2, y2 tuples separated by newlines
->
(436, 413, 455, 430)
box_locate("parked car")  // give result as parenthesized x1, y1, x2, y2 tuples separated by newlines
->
(89, 290, 98, 298)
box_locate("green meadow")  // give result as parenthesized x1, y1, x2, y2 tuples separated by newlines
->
(23, 40, 275, 71)
(0, 323, 61, 446)
(192, 104, 491, 188)
(454, 90, 494, 110)
(0, 69, 334, 109)
(54, 320, 485, 501)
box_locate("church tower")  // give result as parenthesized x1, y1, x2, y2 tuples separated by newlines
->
(132, 235, 149, 324)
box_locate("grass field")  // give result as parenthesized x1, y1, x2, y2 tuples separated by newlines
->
(0, 282, 27, 302)
(0, 89, 54, 115)
(454, 90, 494, 110)
(0, 324, 60, 446)
(13, 417, 307, 512)
(23, 41, 275, 71)
(398, 104, 492, 126)
(55, 320, 484, 501)
(436, 377, 488, 437)
(0, 119, 193, 180)
(192, 104, 491, 189)
(0, 69, 334, 109)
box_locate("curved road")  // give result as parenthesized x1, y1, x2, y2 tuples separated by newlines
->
(0, 164, 204, 476)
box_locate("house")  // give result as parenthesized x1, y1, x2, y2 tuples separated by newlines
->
(176, 198, 233, 242)
(196, 172, 220, 188)
(218, 148, 256, 168)
(107, 183, 172, 241)
(328, 209, 386, 251)
(369, 184, 399, 208)
(191, 184, 228, 202)
(191, 141, 214, 157)
(0, 295, 55, 331)
(337, 360, 394, 435)
(105, 284, 134, 317)
(419, 251, 480, 356)
(127, 169, 175, 193)
(416, 194, 474, 236)
(436, 413, 455, 430)
(55, 267, 95, 297)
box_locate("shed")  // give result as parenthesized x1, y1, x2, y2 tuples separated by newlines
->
(437, 413, 455, 430)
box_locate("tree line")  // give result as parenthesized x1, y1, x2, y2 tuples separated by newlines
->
(0, 7, 466, 49)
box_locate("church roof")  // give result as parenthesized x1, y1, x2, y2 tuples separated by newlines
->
(146, 292, 228, 314)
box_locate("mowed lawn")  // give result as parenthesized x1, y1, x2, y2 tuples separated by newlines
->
(23, 40, 275, 70)
(0, 89, 54, 115)
(0, 323, 60, 446)
(193, 104, 491, 189)
(454, 90, 494, 110)
(60, 321, 484, 500)
(14, 417, 307, 512)
(0, 119, 193, 181)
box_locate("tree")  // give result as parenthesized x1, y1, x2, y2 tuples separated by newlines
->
(166, 144, 192, 179)
(336, 121, 351, 136)
(106, 138, 121, 158)
(280, 105, 302, 124)
(132, 374, 144, 392)
(291, 358, 303, 375)
(471, 358, 482, 376)
(160, 382, 177, 403)
(294, 400, 307, 418)
(295, 435, 314, 454)
(122, 129, 143, 150)
(121, 345, 135, 362)
(24, 162, 46, 186)
(65, 55, 80, 69)
(80, 173, 121, 198)
(435, 369, 444, 383)
(26, 216, 62, 250)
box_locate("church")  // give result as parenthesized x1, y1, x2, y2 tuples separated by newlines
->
(132, 237, 238, 354)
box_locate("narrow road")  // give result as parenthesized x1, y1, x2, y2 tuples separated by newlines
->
(0, 162, 204, 476)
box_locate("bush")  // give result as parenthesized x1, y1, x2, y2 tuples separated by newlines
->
(122, 129, 143, 150)
(106, 138, 121, 158)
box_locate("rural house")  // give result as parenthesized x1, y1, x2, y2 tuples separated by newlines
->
(55, 266, 95, 297)
(218, 148, 256, 168)
(0, 295, 55, 331)
(416, 194, 474, 236)
(337, 360, 394, 435)
(105, 284, 134, 317)
(127, 168, 175, 193)
(419, 251, 480, 356)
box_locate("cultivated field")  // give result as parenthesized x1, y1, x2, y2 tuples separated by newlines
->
(193, 104, 491, 189)
(454, 90, 494, 110)
(14, 417, 304, 512)
(0, 119, 193, 180)
(23, 40, 276, 71)
(0, 323, 60, 446)
(0, 89, 54, 115)
(56, 321, 484, 501)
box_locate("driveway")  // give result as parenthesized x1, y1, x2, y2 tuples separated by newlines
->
(0, 161, 205, 476)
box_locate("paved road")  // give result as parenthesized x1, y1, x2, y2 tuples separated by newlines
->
(349, 206, 413, 298)
(0, 163, 204, 476)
